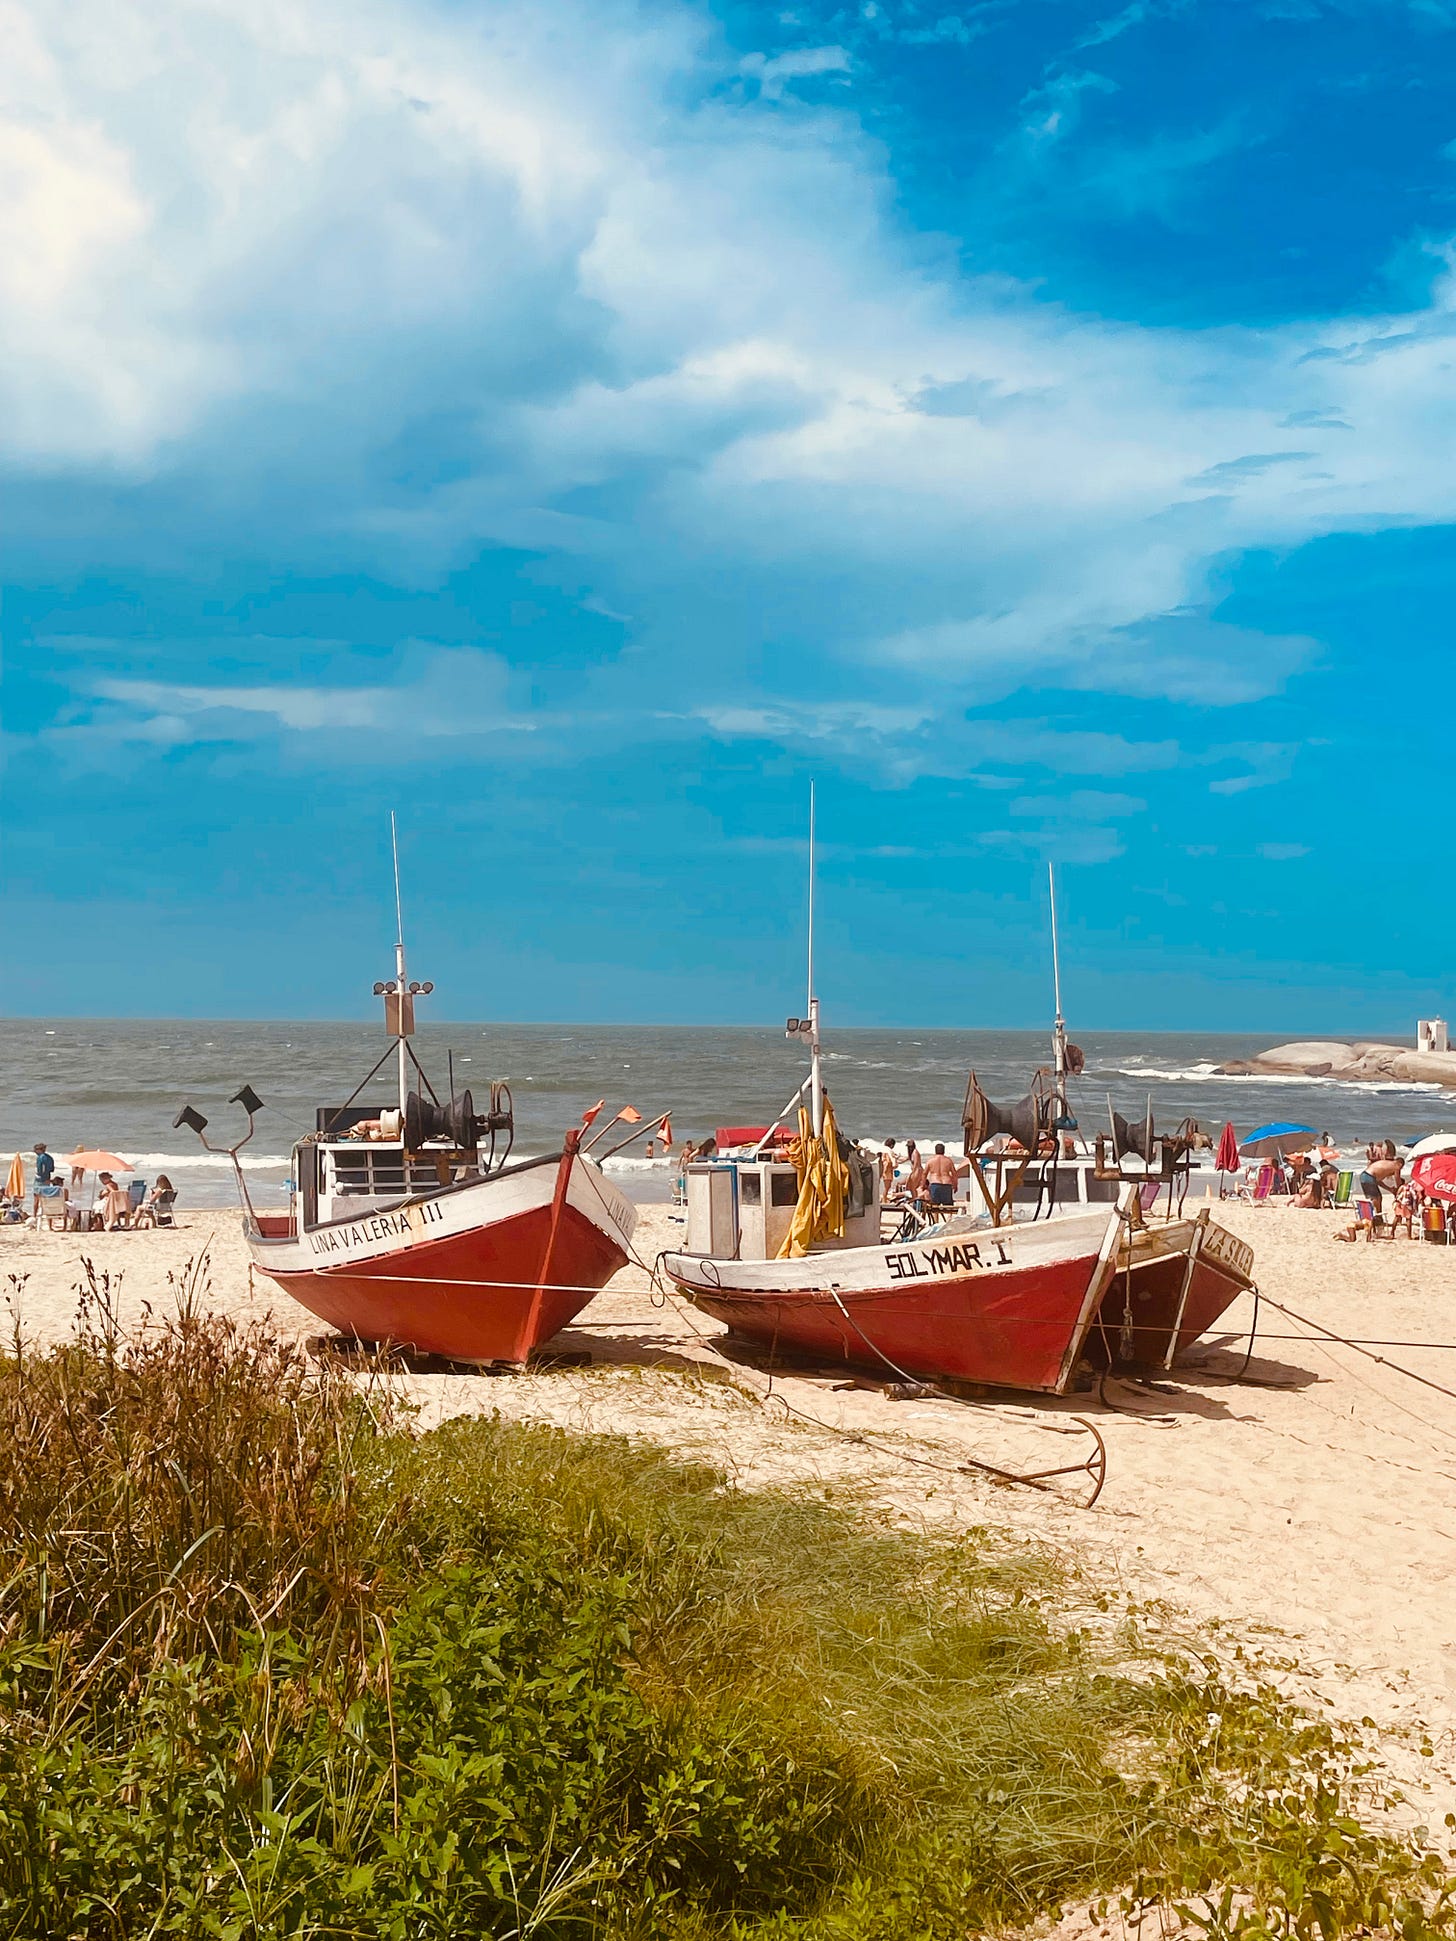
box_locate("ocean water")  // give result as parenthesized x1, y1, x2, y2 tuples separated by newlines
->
(3, 1018, 1452, 1209)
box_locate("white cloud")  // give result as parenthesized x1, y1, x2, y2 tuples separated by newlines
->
(1007, 789, 1146, 819)
(7, 0, 1456, 754)
(740, 45, 851, 100)
(83, 645, 530, 744)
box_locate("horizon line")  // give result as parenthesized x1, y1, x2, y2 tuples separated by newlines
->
(0, 1014, 1417, 1040)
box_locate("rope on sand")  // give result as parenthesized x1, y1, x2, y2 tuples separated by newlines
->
(1225, 1291, 1456, 1408)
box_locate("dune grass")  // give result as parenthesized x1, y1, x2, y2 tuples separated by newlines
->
(0, 1257, 1451, 1938)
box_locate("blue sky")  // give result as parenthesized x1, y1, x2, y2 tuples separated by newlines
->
(4, 0, 1456, 1028)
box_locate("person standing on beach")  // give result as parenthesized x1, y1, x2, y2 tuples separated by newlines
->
(31, 1144, 56, 1221)
(905, 1140, 927, 1209)
(879, 1140, 899, 1198)
(1359, 1139, 1400, 1209)
(924, 1143, 964, 1209)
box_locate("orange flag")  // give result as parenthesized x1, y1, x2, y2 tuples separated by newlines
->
(581, 1099, 606, 1127)
(617, 1105, 643, 1124)
(659, 1116, 672, 1146)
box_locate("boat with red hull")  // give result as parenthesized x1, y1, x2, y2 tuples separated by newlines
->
(661, 846, 1254, 1397)
(1086, 1208, 1254, 1373)
(246, 1133, 636, 1364)
(665, 1199, 1127, 1394)
(175, 839, 638, 1365)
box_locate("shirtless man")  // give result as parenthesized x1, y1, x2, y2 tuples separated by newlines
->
(924, 1143, 964, 1209)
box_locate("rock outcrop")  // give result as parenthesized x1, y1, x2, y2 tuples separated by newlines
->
(1215, 1041, 1456, 1087)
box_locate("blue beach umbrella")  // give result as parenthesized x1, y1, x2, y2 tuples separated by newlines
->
(1241, 1121, 1318, 1159)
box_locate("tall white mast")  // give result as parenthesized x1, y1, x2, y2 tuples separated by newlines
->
(392, 811, 408, 1117)
(1048, 861, 1067, 1088)
(807, 782, 823, 1137)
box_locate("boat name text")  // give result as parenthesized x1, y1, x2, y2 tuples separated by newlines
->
(1201, 1226, 1254, 1281)
(308, 1200, 446, 1256)
(886, 1238, 1013, 1281)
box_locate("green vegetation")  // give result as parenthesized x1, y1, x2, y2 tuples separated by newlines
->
(0, 1259, 1451, 1938)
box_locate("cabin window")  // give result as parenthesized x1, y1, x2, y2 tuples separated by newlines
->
(739, 1173, 762, 1205)
(770, 1171, 799, 1206)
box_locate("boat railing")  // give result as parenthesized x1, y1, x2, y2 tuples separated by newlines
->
(323, 1143, 476, 1201)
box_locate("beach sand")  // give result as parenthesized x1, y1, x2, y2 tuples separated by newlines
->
(5, 1195, 1456, 1822)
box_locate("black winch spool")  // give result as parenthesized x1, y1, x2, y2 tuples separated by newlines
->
(961, 1072, 1058, 1153)
(405, 1089, 479, 1152)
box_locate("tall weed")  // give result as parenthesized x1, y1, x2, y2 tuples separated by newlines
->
(0, 1264, 1448, 1938)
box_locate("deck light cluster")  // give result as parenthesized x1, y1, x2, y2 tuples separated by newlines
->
(372, 979, 434, 995)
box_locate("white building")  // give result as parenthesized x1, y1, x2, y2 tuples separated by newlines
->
(1417, 1018, 1448, 1054)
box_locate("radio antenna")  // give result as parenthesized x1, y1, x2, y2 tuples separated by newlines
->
(1048, 862, 1067, 1086)
(807, 783, 822, 1137)
(391, 812, 408, 1115)
(391, 810, 406, 955)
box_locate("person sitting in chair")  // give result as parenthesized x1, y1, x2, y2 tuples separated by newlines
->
(93, 1173, 132, 1231)
(133, 1176, 178, 1229)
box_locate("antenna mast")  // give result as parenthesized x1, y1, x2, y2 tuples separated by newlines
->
(392, 812, 409, 1116)
(807, 783, 823, 1137)
(1049, 862, 1067, 1088)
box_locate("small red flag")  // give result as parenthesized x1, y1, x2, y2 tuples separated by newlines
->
(582, 1099, 606, 1127)
(659, 1116, 672, 1146)
(617, 1105, 643, 1124)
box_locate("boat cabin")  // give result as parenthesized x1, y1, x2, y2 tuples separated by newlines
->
(292, 1102, 485, 1229)
(685, 1153, 881, 1260)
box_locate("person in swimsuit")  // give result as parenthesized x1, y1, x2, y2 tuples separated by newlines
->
(879, 1140, 899, 1199)
(924, 1143, 964, 1208)
(904, 1141, 928, 1209)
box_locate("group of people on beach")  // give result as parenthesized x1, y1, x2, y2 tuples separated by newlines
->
(1254, 1136, 1438, 1240)
(878, 1138, 965, 1209)
(4, 1144, 179, 1232)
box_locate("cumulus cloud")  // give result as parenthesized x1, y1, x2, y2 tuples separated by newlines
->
(8, 0, 1456, 777)
(68, 644, 531, 750)
(740, 45, 852, 100)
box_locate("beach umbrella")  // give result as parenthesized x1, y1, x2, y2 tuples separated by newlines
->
(4, 1154, 23, 1199)
(1240, 1122, 1318, 1160)
(1214, 1122, 1240, 1173)
(1412, 1153, 1456, 1201)
(65, 1149, 132, 1173)
(1406, 1132, 1456, 1163)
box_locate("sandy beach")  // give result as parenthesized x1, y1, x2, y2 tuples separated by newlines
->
(6, 1194, 1456, 1823)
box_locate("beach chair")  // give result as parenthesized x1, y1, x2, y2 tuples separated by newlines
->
(1250, 1164, 1276, 1204)
(151, 1188, 178, 1229)
(1351, 1198, 1393, 1240)
(40, 1188, 70, 1231)
(126, 1180, 147, 1222)
(1331, 1170, 1355, 1209)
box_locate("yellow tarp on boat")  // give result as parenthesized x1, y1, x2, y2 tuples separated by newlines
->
(776, 1097, 849, 1259)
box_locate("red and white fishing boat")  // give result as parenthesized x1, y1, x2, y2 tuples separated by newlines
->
(1086, 1208, 1253, 1372)
(661, 844, 1254, 1396)
(175, 841, 637, 1366)
(667, 1194, 1129, 1394)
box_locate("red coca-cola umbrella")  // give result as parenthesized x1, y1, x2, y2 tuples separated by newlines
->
(1214, 1121, 1240, 1173)
(1412, 1154, 1456, 1201)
